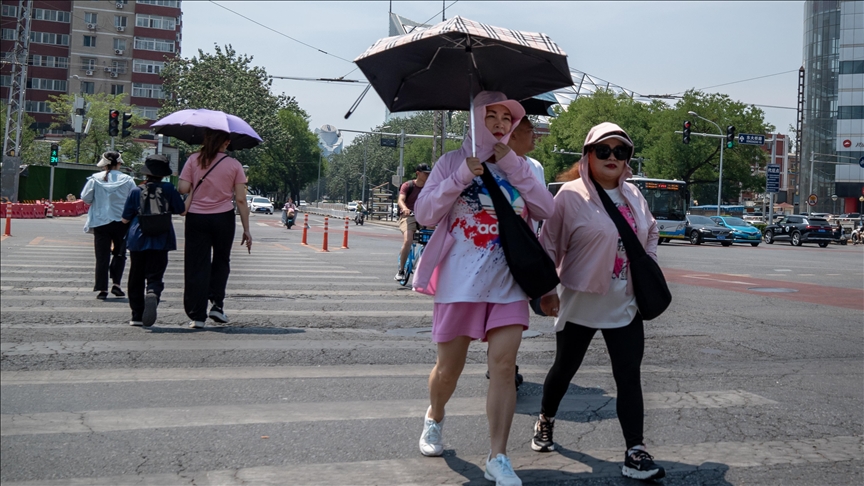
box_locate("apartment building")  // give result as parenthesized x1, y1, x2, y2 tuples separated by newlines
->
(1, 0, 181, 133)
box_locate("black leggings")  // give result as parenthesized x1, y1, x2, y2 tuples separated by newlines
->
(540, 315, 645, 449)
(92, 220, 128, 292)
(183, 210, 236, 321)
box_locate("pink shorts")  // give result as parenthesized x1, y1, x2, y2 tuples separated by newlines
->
(432, 301, 529, 343)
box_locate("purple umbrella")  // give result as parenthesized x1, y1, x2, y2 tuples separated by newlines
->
(151, 109, 263, 150)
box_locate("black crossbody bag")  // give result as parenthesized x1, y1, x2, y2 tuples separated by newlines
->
(184, 154, 229, 213)
(591, 177, 671, 320)
(479, 163, 559, 300)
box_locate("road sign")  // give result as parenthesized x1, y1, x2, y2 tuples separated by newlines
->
(391, 175, 401, 188)
(766, 164, 780, 193)
(807, 193, 818, 206)
(737, 134, 765, 145)
(859, 156, 864, 168)
(380, 138, 397, 148)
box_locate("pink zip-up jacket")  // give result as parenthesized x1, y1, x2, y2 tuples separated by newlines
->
(539, 128, 658, 296)
(412, 91, 555, 296)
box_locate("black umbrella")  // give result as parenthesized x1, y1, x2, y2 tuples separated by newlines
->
(354, 16, 572, 154)
(520, 92, 560, 117)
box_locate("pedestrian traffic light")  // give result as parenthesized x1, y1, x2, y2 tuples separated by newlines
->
(683, 121, 691, 144)
(108, 110, 120, 136)
(726, 125, 735, 149)
(121, 112, 133, 138)
(49, 144, 59, 166)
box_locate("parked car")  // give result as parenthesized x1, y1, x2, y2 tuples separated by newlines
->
(250, 196, 274, 214)
(345, 201, 359, 212)
(710, 216, 762, 247)
(685, 215, 734, 246)
(762, 215, 834, 247)
(298, 200, 308, 209)
(743, 212, 764, 223)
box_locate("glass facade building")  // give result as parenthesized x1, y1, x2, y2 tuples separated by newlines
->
(801, 1, 864, 214)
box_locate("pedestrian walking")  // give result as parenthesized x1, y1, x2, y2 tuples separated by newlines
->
(178, 128, 251, 329)
(121, 155, 185, 327)
(533, 122, 665, 481)
(80, 151, 136, 300)
(412, 91, 554, 486)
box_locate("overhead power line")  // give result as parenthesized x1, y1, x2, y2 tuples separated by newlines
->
(676, 69, 801, 94)
(208, 0, 354, 64)
(409, 0, 460, 32)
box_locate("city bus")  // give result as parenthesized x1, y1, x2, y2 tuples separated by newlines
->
(627, 177, 689, 242)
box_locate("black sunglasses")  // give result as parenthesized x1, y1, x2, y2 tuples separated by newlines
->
(592, 143, 632, 161)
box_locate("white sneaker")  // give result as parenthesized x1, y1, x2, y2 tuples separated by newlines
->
(129, 320, 143, 327)
(418, 406, 444, 457)
(189, 321, 205, 329)
(485, 453, 522, 486)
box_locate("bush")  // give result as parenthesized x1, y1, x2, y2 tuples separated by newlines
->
(753, 223, 767, 234)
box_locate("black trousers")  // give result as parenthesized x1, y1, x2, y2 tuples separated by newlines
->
(183, 210, 235, 321)
(540, 315, 645, 450)
(127, 250, 169, 320)
(92, 220, 128, 292)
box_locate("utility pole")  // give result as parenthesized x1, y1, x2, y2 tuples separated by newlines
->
(1, 0, 32, 202)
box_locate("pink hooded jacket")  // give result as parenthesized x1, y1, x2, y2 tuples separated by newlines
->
(539, 122, 659, 296)
(412, 91, 555, 296)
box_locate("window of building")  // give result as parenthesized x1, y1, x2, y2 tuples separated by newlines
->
(0, 75, 11, 87)
(134, 36, 174, 52)
(133, 106, 159, 119)
(80, 81, 95, 94)
(83, 35, 96, 47)
(132, 82, 164, 99)
(115, 16, 127, 28)
(27, 78, 67, 91)
(113, 38, 127, 51)
(84, 12, 97, 24)
(82, 57, 97, 71)
(837, 106, 864, 119)
(2, 28, 15, 40)
(2, 5, 17, 17)
(111, 84, 124, 95)
(30, 32, 70, 46)
(25, 101, 52, 113)
(112, 60, 128, 74)
(133, 59, 164, 74)
(135, 13, 176, 30)
(30, 55, 68, 68)
(32, 8, 70, 22)
(137, 0, 179, 7)
(839, 60, 864, 75)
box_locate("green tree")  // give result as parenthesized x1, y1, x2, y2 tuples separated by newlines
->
(160, 44, 296, 169)
(45, 93, 147, 166)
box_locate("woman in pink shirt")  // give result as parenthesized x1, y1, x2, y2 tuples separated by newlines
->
(413, 91, 554, 486)
(532, 122, 665, 481)
(178, 129, 252, 329)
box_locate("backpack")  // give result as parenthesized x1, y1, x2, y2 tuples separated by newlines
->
(137, 182, 172, 236)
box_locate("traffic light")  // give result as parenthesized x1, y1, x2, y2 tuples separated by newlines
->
(726, 125, 735, 149)
(121, 112, 133, 138)
(108, 110, 120, 136)
(49, 144, 59, 166)
(683, 120, 691, 144)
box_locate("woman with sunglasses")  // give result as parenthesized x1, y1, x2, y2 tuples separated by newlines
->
(532, 122, 665, 481)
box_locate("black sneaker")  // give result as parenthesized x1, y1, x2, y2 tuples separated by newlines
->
(142, 293, 158, 327)
(622, 447, 665, 480)
(531, 414, 555, 452)
(208, 305, 229, 323)
(110, 285, 125, 297)
(96, 291, 108, 300)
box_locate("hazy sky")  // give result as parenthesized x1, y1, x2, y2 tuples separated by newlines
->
(182, 1, 804, 144)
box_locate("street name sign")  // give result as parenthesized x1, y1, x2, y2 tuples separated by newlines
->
(738, 134, 765, 145)
(766, 163, 781, 193)
(380, 138, 398, 148)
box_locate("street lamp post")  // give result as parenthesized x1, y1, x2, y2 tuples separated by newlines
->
(362, 125, 389, 204)
(831, 194, 838, 215)
(688, 111, 724, 216)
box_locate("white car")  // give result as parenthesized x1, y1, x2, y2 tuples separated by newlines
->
(298, 200, 308, 208)
(346, 201, 358, 212)
(250, 196, 274, 214)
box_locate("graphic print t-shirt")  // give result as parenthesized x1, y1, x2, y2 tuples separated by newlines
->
(434, 164, 528, 303)
(554, 187, 638, 330)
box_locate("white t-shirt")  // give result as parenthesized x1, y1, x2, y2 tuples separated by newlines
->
(434, 163, 528, 304)
(525, 156, 545, 233)
(554, 187, 638, 330)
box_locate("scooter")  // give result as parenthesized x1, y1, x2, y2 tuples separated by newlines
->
(282, 208, 296, 229)
(852, 225, 862, 245)
(354, 210, 366, 226)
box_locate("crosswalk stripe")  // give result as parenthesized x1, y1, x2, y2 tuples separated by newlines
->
(0, 296, 428, 305)
(0, 276, 380, 282)
(0, 364, 672, 385)
(3, 288, 428, 297)
(0, 391, 775, 437)
(0, 308, 429, 318)
(3, 436, 855, 486)
(0, 268, 362, 275)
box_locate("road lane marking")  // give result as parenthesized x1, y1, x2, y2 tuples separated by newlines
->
(0, 391, 775, 436)
(5, 288, 429, 297)
(682, 274, 756, 285)
(2, 436, 854, 485)
(0, 308, 428, 320)
(0, 364, 671, 385)
(27, 237, 43, 245)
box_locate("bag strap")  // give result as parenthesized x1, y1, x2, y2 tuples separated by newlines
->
(479, 163, 516, 218)
(589, 177, 647, 260)
(191, 154, 230, 197)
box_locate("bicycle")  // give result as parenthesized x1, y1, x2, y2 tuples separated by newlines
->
(397, 227, 434, 287)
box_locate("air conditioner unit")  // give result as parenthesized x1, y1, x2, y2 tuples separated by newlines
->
(114, 49, 124, 55)
(116, 26, 125, 32)
(116, 3, 124, 9)
(103, 67, 112, 72)
(87, 23, 96, 30)
(110, 72, 118, 78)
(85, 70, 93, 76)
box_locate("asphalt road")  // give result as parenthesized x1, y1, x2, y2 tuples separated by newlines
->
(1, 212, 862, 485)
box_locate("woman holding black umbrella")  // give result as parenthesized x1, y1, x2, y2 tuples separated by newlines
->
(178, 128, 252, 329)
(412, 91, 554, 486)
